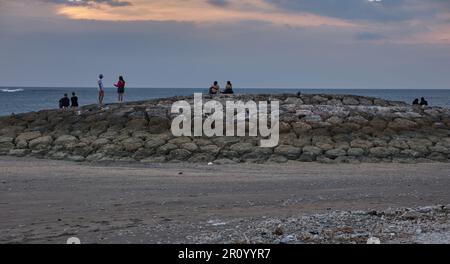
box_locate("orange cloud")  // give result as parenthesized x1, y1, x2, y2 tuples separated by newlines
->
(55, 0, 355, 27)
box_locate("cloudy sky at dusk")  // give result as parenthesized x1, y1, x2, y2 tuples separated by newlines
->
(0, 0, 449, 88)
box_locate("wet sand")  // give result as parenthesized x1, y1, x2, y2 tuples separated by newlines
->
(1, 156, 449, 244)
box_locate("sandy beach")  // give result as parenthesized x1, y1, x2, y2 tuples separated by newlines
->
(1, 156, 450, 244)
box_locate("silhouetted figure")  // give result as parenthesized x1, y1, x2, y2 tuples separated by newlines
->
(223, 81, 234, 94)
(71, 92, 79, 110)
(297, 91, 302, 97)
(209, 81, 219, 95)
(412, 98, 419, 105)
(420, 97, 428, 106)
(114, 76, 126, 102)
(98, 74, 105, 105)
(59, 94, 70, 109)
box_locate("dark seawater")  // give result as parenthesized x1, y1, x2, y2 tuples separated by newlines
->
(0, 87, 449, 116)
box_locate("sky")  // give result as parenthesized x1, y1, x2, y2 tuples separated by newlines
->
(0, 0, 449, 89)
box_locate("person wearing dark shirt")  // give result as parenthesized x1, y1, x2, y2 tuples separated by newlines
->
(71, 92, 79, 110)
(223, 81, 234, 94)
(59, 94, 70, 109)
(412, 98, 419, 105)
(420, 97, 428, 106)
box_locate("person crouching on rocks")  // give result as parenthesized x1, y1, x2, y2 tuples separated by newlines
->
(114, 76, 126, 102)
(412, 98, 419, 105)
(59, 94, 70, 110)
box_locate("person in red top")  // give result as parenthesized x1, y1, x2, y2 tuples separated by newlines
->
(114, 76, 126, 102)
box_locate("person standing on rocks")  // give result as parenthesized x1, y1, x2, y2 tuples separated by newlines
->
(115, 76, 126, 102)
(98, 74, 105, 105)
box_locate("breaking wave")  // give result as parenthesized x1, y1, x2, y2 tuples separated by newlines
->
(1, 89, 24, 93)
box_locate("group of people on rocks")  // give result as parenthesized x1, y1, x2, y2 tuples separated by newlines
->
(412, 97, 429, 107)
(59, 76, 238, 111)
(58, 92, 78, 110)
(59, 75, 126, 110)
(209, 81, 234, 95)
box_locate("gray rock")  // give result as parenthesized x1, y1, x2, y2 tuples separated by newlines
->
(350, 139, 373, 150)
(407, 138, 432, 153)
(325, 148, 347, 158)
(52, 152, 68, 160)
(0, 136, 14, 144)
(230, 143, 254, 154)
(347, 115, 369, 125)
(347, 148, 365, 157)
(169, 137, 192, 145)
(302, 146, 323, 156)
(181, 143, 199, 152)
(16, 131, 41, 142)
(169, 149, 192, 161)
(122, 138, 144, 152)
(212, 137, 241, 147)
(55, 135, 78, 145)
(400, 149, 422, 158)
(292, 122, 312, 134)
(67, 155, 85, 162)
(214, 159, 237, 165)
(92, 138, 110, 148)
(369, 147, 392, 158)
(274, 145, 302, 159)
(157, 143, 178, 155)
(29, 136, 53, 149)
(200, 145, 221, 155)
(145, 138, 167, 149)
(86, 153, 105, 161)
(269, 155, 288, 163)
(343, 97, 360, 105)
(388, 118, 417, 131)
(188, 153, 214, 163)
(8, 149, 30, 157)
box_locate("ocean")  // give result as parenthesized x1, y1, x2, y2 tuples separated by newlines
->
(0, 87, 449, 117)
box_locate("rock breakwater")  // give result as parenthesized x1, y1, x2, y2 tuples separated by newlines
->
(1, 93, 450, 164)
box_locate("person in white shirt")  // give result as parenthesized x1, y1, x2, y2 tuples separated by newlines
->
(98, 74, 105, 105)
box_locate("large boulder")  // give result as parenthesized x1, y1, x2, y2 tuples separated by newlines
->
(29, 136, 53, 150)
(274, 145, 302, 159)
(122, 137, 144, 152)
(55, 135, 78, 145)
(16, 131, 42, 142)
(388, 118, 417, 131)
(229, 143, 254, 154)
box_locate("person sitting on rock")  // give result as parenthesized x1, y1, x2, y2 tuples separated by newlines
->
(209, 81, 220, 95)
(412, 98, 419, 105)
(71, 92, 79, 110)
(222, 81, 234, 94)
(420, 97, 429, 106)
(59, 94, 70, 110)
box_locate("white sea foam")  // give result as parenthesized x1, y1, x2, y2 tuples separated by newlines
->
(1, 88, 24, 93)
